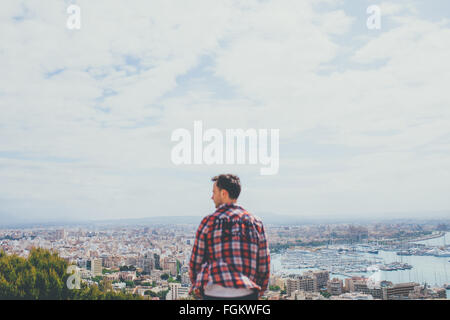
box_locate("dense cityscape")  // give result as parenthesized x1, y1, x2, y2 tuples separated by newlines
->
(1, 219, 449, 300)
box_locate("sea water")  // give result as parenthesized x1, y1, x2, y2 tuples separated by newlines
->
(271, 232, 450, 298)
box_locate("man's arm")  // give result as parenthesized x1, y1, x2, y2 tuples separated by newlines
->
(189, 216, 209, 291)
(256, 223, 270, 297)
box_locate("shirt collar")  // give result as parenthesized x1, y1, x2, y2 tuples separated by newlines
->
(218, 202, 238, 209)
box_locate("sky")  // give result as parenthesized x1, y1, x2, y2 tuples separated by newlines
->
(1, 0, 450, 224)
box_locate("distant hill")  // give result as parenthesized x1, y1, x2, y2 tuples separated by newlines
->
(1, 211, 449, 229)
(86, 213, 338, 226)
(86, 213, 450, 226)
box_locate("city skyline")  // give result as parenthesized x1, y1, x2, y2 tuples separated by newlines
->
(1, 210, 450, 229)
(1, 221, 449, 300)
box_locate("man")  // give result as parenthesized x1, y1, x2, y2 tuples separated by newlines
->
(189, 174, 270, 300)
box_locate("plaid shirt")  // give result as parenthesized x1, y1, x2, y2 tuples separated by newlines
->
(189, 203, 270, 298)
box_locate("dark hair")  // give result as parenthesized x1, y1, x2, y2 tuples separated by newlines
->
(211, 174, 241, 199)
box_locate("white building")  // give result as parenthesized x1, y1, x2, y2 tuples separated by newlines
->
(166, 283, 189, 300)
(91, 258, 103, 276)
(112, 282, 126, 290)
(331, 292, 374, 300)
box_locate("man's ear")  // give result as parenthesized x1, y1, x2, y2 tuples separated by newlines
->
(222, 189, 229, 199)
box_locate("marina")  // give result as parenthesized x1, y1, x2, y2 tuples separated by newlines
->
(271, 231, 450, 297)
(276, 246, 414, 277)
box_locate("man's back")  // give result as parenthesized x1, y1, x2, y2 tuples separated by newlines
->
(189, 203, 270, 299)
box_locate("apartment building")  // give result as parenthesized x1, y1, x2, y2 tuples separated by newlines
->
(167, 282, 189, 300)
(181, 272, 190, 286)
(312, 270, 330, 290)
(163, 258, 178, 276)
(382, 282, 420, 300)
(330, 292, 374, 300)
(286, 275, 317, 296)
(345, 277, 384, 299)
(290, 290, 326, 300)
(327, 278, 343, 296)
(91, 258, 103, 276)
(138, 256, 154, 274)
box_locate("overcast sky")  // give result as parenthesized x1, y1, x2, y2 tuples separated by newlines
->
(1, 0, 450, 223)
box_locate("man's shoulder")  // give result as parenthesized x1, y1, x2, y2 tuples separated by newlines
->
(198, 213, 215, 227)
(212, 204, 264, 225)
(198, 206, 266, 240)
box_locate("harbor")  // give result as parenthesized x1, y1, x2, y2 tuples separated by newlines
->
(271, 232, 450, 297)
(275, 246, 414, 278)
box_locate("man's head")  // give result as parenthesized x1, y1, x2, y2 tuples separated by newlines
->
(211, 174, 241, 208)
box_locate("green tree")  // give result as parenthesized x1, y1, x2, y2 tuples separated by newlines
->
(102, 269, 112, 274)
(144, 290, 154, 296)
(0, 248, 141, 300)
(320, 291, 331, 298)
(176, 260, 181, 275)
(160, 273, 169, 280)
(269, 285, 280, 291)
(158, 289, 169, 300)
(142, 289, 168, 299)
(168, 276, 180, 283)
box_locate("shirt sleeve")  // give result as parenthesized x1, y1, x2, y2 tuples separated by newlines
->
(189, 216, 209, 290)
(256, 223, 270, 297)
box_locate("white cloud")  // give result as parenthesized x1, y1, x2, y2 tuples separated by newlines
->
(1, 0, 450, 220)
(379, 1, 418, 16)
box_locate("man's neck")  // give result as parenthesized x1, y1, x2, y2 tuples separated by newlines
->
(218, 201, 237, 208)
